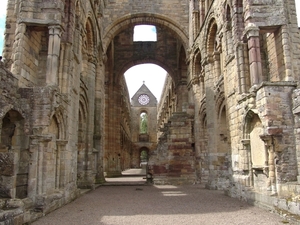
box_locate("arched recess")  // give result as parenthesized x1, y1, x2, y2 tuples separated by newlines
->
(49, 108, 66, 140)
(82, 17, 97, 69)
(0, 110, 28, 199)
(193, 50, 202, 78)
(217, 103, 230, 154)
(139, 147, 149, 167)
(242, 110, 269, 191)
(193, 49, 205, 97)
(197, 101, 209, 184)
(102, 13, 189, 54)
(77, 89, 89, 188)
(206, 18, 222, 81)
(46, 108, 66, 190)
(224, 3, 233, 56)
(207, 19, 218, 56)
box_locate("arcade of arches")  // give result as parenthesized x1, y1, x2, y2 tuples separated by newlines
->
(1, 0, 300, 223)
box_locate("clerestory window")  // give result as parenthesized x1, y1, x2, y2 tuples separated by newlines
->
(133, 25, 157, 42)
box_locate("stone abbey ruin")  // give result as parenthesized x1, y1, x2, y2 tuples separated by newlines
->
(1, 0, 300, 223)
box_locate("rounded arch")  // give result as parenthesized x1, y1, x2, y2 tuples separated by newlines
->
(207, 18, 218, 55)
(193, 49, 202, 77)
(0, 109, 24, 151)
(118, 59, 175, 84)
(102, 13, 188, 54)
(139, 147, 150, 164)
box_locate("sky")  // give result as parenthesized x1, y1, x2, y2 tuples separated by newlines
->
(1, 0, 300, 101)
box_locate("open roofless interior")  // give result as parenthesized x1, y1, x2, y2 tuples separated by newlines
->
(1, 0, 300, 223)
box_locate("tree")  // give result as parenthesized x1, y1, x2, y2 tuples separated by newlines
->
(140, 113, 148, 134)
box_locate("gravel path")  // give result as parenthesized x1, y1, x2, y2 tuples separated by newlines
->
(32, 184, 299, 225)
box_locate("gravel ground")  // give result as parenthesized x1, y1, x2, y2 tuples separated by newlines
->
(32, 184, 299, 225)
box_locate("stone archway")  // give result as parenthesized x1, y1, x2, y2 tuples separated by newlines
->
(103, 13, 191, 179)
(0, 110, 27, 199)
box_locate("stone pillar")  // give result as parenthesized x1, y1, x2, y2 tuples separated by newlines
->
(28, 135, 51, 197)
(59, 43, 72, 93)
(199, 0, 205, 26)
(281, 26, 293, 81)
(176, 83, 189, 113)
(46, 25, 63, 85)
(245, 25, 262, 87)
(213, 51, 221, 78)
(241, 139, 252, 186)
(260, 135, 277, 195)
(205, 0, 209, 14)
(192, 10, 199, 39)
(56, 140, 68, 189)
(225, 22, 233, 56)
(237, 42, 250, 93)
(11, 23, 27, 76)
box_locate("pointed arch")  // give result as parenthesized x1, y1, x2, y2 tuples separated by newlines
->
(84, 17, 96, 60)
(50, 108, 66, 140)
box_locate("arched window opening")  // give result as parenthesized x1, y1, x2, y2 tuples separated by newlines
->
(0, 110, 28, 199)
(140, 149, 148, 163)
(140, 112, 148, 134)
(133, 25, 157, 42)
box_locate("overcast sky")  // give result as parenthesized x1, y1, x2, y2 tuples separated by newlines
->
(1, 0, 300, 101)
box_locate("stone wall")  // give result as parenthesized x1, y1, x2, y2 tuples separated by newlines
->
(1, 0, 300, 223)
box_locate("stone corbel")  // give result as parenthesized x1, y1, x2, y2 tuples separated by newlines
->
(241, 139, 250, 146)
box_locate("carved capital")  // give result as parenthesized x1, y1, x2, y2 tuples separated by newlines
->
(244, 24, 260, 39)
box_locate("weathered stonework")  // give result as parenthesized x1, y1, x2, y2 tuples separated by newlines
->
(1, 0, 300, 224)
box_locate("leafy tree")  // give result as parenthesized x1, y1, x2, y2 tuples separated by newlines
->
(140, 113, 148, 134)
(140, 150, 148, 162)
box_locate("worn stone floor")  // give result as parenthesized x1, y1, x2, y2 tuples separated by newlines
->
(32, 170, 299, 225)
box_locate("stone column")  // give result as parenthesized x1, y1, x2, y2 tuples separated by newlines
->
(225, 22, 233, 56)
(192, 10, 199, 39)
(56, 140, 68, 189)
(260, 135, 277, 195)
(11, 23, 26, 77)
(245, 25, 262, 87)
(176, 82, 189, 112)
(199, 0, 205, 26)
(237, 42, 250, 93)
(241, 139, 252, 186)
(28, 135, 51, 197)
(281, 26, 293, 81)
(205, 0, 209, 14)
(213, 51, 221, 78)
(46, 25, 63, 85)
